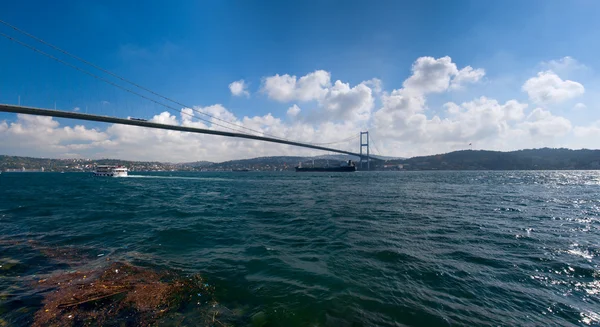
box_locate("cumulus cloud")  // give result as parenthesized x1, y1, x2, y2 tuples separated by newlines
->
(402, 56, 485, 94)
(450, 66, 485, 89)
(262, 70, 375, 122)
(573, 121, 600, 141)
(363, 78, 383, 94)
(375, 96, 528, 144)
(403, 56, 458, 94)
(573, 103, 587, 110)
(320, 81, 374, 121)
(542, 56, 587, 74)
(520, 108, 572, 137)
(373, 57, 522, 149)
(372, 95, 573, 156)
(370, 56, 576, 157)
(1, 55, 595, 161)
(228, 79, 250, 97)
(262, 70, 330, 102)
(522, 70, 584, 103)
(73, 107, 80, 112)
(287, 104, 301, 117)
(0, 114, 108, 158)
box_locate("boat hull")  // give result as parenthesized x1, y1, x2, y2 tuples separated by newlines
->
(94, 171, 127, 177)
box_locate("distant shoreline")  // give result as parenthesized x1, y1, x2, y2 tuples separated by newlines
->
(2, 148, 600, 171)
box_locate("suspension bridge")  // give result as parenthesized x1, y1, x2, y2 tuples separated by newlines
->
(0, 103, 376, 164)
(0, 19, 382, 168)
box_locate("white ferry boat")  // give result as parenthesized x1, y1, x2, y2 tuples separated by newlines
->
(94, 165, 128, 177)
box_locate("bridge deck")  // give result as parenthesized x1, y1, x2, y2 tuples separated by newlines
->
(0, 104, 375, 160)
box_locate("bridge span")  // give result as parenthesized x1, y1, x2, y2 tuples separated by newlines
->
(0, 104, 378, 160)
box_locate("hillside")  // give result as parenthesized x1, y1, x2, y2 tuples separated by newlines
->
(0, 155, 351, 172)
(1, 148, 600, 172)
(0, 156, 187, 172)
(395, 148, 600, 170)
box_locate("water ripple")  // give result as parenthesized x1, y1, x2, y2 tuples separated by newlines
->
(1, 171, 599, 326)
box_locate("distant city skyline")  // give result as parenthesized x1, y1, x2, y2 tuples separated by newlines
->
(1, 1, 599, 162)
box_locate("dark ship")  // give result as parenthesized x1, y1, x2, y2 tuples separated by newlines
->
(295, 160, 356, 172)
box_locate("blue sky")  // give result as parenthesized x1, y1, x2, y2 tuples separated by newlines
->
(1, 1, 599, 161)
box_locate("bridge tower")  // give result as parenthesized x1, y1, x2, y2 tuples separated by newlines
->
(359, 131, 370, 171)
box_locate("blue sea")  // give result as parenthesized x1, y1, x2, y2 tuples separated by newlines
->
(0, 171, 599, 326)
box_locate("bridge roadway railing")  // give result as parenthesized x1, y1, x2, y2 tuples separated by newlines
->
(0, 104, 381, 160)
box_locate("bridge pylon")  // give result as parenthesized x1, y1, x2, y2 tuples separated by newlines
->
(359, 131, 369, 171)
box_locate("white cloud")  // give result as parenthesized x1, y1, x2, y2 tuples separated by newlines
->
(372, 95, 572, 157)
(542, 56, 586, 74)
(2, 55, 597, 162)
(0, 114, 108, 158)
(262, 70, 375, 122)
(320, 81, 374, 121)
(450, 66, 485, 89)
(228, 79, 250, 97)
(573, 103, 587, 110)
(522, 70, 584, 103)
(401, 56, 484, 94)
(73, 107, 80, 112)
(262, 70, 330, 102)
(287, 104, 301, 117)
(569, 122, 600, 150)
(370, 56, 574, 157)
(388, 97, 526, 141)
(403, 56, 458, 94)
(373, 57, 523, 149)
(574, 121, 600, 139)
(363, 78, 383, 94)
(95, 106, 362, 161)
(374, 91, 528, 148)
(520, 108, 572, 137)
